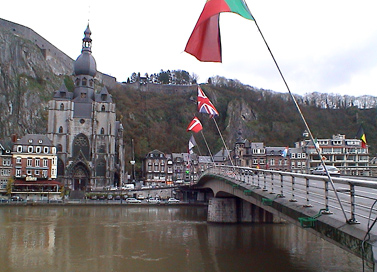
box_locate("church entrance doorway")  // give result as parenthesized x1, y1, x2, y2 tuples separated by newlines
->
(72, 164, 90, 191)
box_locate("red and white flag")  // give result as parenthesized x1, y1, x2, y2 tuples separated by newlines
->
(187, 117, 203, 133)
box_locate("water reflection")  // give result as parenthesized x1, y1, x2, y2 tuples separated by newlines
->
(0, 206, 367, 272)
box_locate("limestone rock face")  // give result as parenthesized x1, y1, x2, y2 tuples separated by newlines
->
(0, 30, 63, 138)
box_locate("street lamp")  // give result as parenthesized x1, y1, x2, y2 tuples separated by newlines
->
(130, 160, 135, 182)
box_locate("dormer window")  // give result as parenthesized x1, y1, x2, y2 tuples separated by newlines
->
(38, 139, 43, 144)
(82, 77, 87, 86)
(28, 139, 33, 143)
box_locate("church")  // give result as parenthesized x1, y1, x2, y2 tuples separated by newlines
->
(47, 25, 125, 192)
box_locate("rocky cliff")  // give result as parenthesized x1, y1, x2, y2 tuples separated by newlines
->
(0, 28, 63, 137)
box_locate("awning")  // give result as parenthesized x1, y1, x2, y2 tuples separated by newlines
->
(14, 180, 62, 186)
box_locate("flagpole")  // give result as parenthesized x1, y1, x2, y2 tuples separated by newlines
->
(200, 131, 216, 167)
(212, 117, 235, 167)
(250, 13, 348, 221)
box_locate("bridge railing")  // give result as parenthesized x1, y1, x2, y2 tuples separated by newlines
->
(200, 165, 377, 225)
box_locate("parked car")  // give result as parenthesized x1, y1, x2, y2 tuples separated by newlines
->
(311, 165, 340, 176)
(167, 198, 180, 204)
(126, 198, 141, 204)
(90, 195, 97, 200)
(10, 196, 23, 201)
(137, 195, 145, 200)
(147, 198, 160, 204)
(0, 196, 8, 202)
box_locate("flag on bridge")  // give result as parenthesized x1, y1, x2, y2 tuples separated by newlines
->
(187, 116, 203, 133)
(197, 86, 219, 117)
(185, 0, 254, 62)
(188, 135, 197, 154)
(356, 125, 367, 148)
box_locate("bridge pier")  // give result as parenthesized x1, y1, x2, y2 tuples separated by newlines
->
(207, 198, 280, 223)
(207, 198, 237, 223)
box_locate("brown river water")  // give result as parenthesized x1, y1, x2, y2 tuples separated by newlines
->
(0, 205, 369, 272)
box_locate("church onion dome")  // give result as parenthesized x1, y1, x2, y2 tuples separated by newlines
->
(74, 24, 97, 77)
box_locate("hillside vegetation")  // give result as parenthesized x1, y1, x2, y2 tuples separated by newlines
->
(111, 78, 377, 173)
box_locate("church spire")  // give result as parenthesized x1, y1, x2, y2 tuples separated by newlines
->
(82, 24, 92, 53)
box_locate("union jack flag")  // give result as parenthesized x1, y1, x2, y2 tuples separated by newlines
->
(197, 86, 219, 117)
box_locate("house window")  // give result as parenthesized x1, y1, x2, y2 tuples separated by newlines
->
(270, 159, 275, 166)
(17, 145, 22, 153)
(43, 170, 48, 178)
(27, 158, 32, 167)
(28, 146, 33, 153)
(36, 146, 41, 153)
(82, 77, 87, 86)
(60, 103, 64, 110)
(35, 159, 40, 167)
(35, 170, 40, 176)
(44, 147, 49, 153)
(16, 157, 21, 164)
(16, 169, 21, 177)
(100, 128, 105, 135)
(27, 170, 32, 176)
(101, 105, 106, 112)
(3, 158, 11, 166)
(43, 159, 48, 167)
(291, 153, 295, 159)
(59, 126, 63, 133)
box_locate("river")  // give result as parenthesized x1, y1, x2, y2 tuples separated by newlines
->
(0, 205, 369, 272)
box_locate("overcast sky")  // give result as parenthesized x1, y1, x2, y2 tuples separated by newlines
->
(1, 0, 377, 96)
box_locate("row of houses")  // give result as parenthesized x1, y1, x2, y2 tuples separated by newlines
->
(141, 133, 370, 187)
(0, 132, 370, 197)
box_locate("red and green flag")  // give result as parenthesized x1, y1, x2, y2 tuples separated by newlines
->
(356, 125, 367, 148)
(185, 0, 254, 62)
